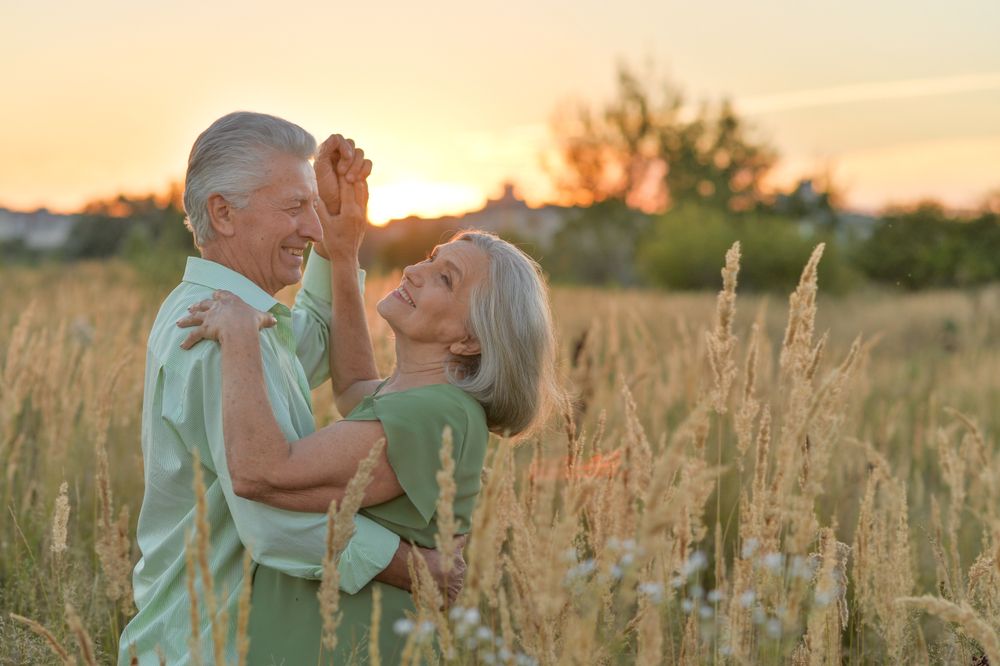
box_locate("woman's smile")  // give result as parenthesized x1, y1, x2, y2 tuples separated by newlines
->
(393, 285, 416, 307)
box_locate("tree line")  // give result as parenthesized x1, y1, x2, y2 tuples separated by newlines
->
(6, 63, 999, 292)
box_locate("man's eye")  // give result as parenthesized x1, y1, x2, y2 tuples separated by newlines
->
(441, 273, 451, 287)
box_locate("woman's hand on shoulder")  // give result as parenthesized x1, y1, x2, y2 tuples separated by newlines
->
(176, 290, 276, 350)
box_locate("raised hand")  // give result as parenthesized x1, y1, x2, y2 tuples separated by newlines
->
(175, 290, 277, 349)
(314, 134, 372, 261)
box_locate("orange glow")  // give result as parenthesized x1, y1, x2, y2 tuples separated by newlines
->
(366, 180, 487, 226)
(1, 2, 997, 218)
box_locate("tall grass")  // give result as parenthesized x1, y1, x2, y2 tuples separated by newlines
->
(2, 254, 1000, 664)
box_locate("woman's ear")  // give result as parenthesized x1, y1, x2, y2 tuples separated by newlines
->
(449, 335, 481, 357)
(207, 193, 238, 238)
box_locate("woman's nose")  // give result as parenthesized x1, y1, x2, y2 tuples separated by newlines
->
(402, 263, 422, 285)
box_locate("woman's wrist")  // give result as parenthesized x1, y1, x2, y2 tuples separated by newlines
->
(218, 321, 261, 347)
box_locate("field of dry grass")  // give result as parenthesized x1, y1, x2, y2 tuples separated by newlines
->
(3, 247, 1000, 664)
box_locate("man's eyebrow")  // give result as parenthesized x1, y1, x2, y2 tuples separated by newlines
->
(280, 195, 313, 206)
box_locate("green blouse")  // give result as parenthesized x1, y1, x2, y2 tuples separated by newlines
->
(247, 382, 489, 665)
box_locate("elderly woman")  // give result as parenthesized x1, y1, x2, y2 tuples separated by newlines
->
(177, 138, 561, 664)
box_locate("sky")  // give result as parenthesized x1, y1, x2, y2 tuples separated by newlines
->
(2, 0, 999, 223)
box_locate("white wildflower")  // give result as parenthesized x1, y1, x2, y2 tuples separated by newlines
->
(393, 618, 415, 635)
(761, 552, 784, 572)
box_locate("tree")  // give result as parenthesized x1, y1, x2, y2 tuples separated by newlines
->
(548, 63, 777, 213)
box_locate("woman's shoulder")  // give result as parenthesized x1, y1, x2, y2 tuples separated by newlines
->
(378, 383, 483, 417)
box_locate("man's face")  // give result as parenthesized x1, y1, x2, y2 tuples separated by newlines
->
(228, 152, 322, 295)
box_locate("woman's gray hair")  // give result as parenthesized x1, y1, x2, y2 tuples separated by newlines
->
(183, 111, 316, 246)
(447, 230, 564, 437)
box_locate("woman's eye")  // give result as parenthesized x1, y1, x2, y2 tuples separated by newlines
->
(441, 273, 451, 287)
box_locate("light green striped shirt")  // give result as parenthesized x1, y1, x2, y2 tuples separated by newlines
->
(119, 254, 401, 665)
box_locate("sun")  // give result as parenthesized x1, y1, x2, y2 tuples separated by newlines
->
(366, 180, 486, 226)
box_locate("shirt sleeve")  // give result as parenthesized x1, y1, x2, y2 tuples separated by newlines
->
(161, 348, 398, 590)
(369, 389, 471, 526)
(292, 251, 366, 390)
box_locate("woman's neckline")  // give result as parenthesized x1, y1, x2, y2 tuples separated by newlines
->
(370, 378, 457, 398)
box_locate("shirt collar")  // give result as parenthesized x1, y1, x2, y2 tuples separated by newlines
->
(181, 257, 280, 313)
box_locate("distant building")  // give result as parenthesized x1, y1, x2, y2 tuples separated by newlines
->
(374, 182, 572, 251)
(454, 183, 569, 249)
(0, 208, 78, 251)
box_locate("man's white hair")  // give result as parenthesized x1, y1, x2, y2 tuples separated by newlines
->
(183, 111, 316, 246)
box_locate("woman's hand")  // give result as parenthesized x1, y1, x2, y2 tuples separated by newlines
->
(176, 290, 277, 350)
(314, 134, 372, 261)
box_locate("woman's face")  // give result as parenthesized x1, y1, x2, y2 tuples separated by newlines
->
(377, 240, 489, 355)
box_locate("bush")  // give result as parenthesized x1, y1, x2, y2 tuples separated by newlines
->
(637, 204, 856, 293)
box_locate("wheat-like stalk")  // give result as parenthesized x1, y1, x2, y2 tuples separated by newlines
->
(318, 437, 386, 652)
(897, 595, 1000, 665)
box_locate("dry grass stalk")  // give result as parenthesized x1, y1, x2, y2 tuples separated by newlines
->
(93, 354, 134, 611)
(706, 241, 741, 414)
(184, 532, 203, 666)
(734, 322, 762, 465)
(51, 481, 70, 556)
(318, 437, 386, 652)
(434, 425, 458, 579)
(235, 550, 252, 666)
(190, 450, 226, 665)
(636, 595, 663, 666)
(800, 528, 847, 666)
(463, 440, 513, 604)
(852, 457, 913, 661)
(64, 603, 97, 666)
(9, 612, 76, 665)
(368, 584, 382, 666)
(898, 595, 1000, 665)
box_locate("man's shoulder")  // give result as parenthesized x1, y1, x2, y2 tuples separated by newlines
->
(148, 282, 218, 370)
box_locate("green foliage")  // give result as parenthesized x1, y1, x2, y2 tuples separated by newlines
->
(543, 200, 650, 285)
(636, 204, 857, 293)
(854, 203, 1000, 289)
(549, 63, 776, 212)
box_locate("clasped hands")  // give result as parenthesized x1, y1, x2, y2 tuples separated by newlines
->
(311, 134, 373, 261)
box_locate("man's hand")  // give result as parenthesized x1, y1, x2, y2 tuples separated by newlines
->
(372, 537, 468, 606)
(313, 134, 372, 261)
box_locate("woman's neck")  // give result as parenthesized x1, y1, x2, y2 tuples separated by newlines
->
(386, 339, 452, 390)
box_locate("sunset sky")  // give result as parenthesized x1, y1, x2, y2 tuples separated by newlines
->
(2, 0, 999, 223)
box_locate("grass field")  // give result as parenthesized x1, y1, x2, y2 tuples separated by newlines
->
(3, 247, 1000, 664)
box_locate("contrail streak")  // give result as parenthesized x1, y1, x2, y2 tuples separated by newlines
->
(736, 72, 1000, 115)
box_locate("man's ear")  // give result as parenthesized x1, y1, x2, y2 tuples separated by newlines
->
(449, 335, 481, 357)
(207, 193, 238, 238)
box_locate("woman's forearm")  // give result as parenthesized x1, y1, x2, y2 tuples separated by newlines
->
(327, 254, 379, 397)
(219, 327, 293, 496)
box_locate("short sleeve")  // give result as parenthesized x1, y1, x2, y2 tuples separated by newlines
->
(369, 388, 474, 525)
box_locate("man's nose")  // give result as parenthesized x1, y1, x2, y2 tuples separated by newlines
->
(300, 205, 323, 243)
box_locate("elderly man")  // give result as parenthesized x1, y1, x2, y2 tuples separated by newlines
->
(119, 112, 458, 664)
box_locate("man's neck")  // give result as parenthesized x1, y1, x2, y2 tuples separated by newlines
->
(200, 242, 277, 296)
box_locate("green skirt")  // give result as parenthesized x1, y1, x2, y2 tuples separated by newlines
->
(247, 564, 415, 665)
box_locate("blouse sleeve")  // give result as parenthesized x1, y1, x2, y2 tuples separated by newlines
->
(369, 388, 473, 525)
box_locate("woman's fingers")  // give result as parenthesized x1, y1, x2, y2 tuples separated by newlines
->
(345, 148, 366, 183)
(176, 313, 203, 329)
(179, 329, 205, 350)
